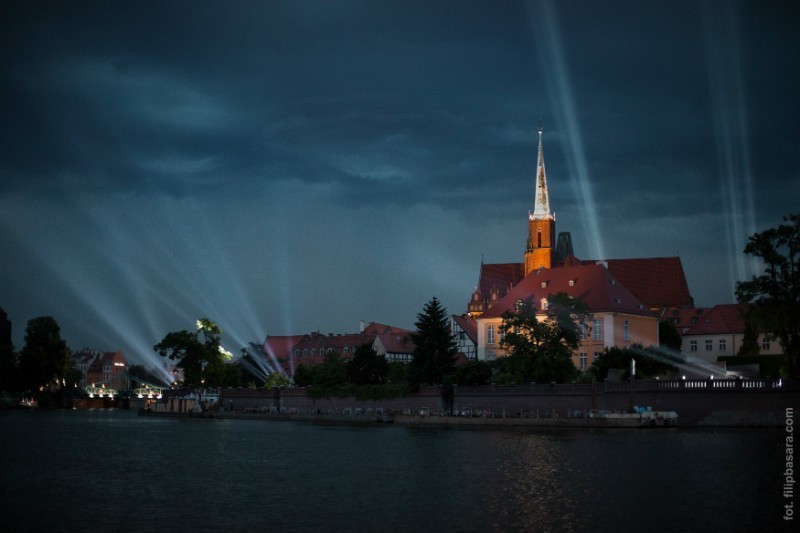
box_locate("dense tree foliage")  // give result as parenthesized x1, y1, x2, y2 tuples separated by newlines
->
(264, 371, 292, 388)
(154, 318, 236, 386)
(497, 294, 585, 384)
(658, 320, 682, 352)
(18, 316, 71, 391)
(292, 364, 316, 387)
(736, 214, 800, 378)
(0, 342, 19, 393)
(347, 343, 388, 385)
(410, 297, 457, 386)
(453, 360, 492, 386)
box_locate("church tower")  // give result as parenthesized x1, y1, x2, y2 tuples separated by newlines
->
(524, 127, 555, 275)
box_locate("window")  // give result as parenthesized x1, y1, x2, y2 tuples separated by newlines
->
(705, 340, 713, 351)
(537, 228, 542, 248)
(762, 338, 770, 351)
(593, 319, 602, 341)
(579, 352, 588, 371)
(719, 339, 727, 352)
(343, 347, 349, 355)
(690, 340, 697, 352)
(623, 320, 630, 341)
(593, 351, 602, 362)
(579, 324, 587, 341)
(498, 328, 505, 343)
(302, 349, 308, 357)
(540, 298, 548, 311)
(487, 324, 495, 345)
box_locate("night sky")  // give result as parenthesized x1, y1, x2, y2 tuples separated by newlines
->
(2, 1, 798, 367)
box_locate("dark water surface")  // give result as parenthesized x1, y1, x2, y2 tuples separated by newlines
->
(0, 409, 789, 532)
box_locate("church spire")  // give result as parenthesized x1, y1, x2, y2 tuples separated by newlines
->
(524, 126, 556, 275)
(530, 126, 553, 221)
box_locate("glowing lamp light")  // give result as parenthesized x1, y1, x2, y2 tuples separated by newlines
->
(137, 394, 143, 399)
(89, 393, 94, 398)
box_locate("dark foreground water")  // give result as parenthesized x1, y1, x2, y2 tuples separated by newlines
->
(0, 409, 791, 532)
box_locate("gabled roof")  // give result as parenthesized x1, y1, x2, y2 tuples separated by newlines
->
(479, 263, 655, 319)
(476, 262, 525, 297)
(583, 257, 693, 309)
(452, 314, 477, 344)
(361, 322, 412, 336)
(262, 335, 306, 360)
(683, 304, 746, 336)
(374, 333, 414, 355)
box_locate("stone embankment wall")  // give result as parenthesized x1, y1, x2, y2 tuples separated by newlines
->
(170, 379, 798, 427)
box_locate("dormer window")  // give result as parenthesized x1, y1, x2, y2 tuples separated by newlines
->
(569, 279, 575, 287)
(541, 282, 547, 288)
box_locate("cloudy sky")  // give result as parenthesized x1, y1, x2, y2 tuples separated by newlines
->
(2, 0, 798, 367)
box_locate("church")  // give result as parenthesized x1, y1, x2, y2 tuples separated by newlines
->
(461, 128, 694, 371)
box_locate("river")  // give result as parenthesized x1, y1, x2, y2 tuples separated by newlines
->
(0, 409, 791, 532)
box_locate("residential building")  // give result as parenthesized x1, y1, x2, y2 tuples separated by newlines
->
(475, 262, 659, 369)
(681, 304, 783, 364)
(71, 349, 129, 389)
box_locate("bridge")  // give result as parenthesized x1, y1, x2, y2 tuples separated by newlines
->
(82, 370, 167, 399)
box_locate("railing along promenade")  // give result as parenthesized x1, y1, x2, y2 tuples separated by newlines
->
(453, 378, 793, 396)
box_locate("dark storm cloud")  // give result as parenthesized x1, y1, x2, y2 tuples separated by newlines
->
(1, 0, 798, 357)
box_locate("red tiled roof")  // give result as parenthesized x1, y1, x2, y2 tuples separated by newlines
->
(452, 314, 477, 343)
(583, 257, 694, 309)
(361, 322, 412, 336)
(375, 332, 414, 354)
(262, 335, 305, 360)
(684, 304, 746, 336)
(478, 263, 525, 297)
(480, 263, 655, 319)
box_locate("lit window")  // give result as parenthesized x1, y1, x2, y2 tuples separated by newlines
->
(705, 340, 713, 351)
(690, 340, 697, 352)
(487, 324, 495, 345)
(719, 339, 727, 352)
(579, 352, 588, 371)
(593, 319, 602, 341)
(541, 298, 548, 311)
(623, 320, 630, 341)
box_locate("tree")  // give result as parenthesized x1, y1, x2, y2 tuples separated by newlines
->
(453, 360, 492, 386)
(347, 343, 388, 385)
(498, 294, 584, 384)
(154, 318, 233, 386)
(314, 351, 348, 388)
(659, 320, 682, 352)
(736, 214, 800, 379)
(410, 297, 458, 385)
(292, 364, 317, 387)
(264, 371, 292, 388)
(0, 342, 19, 393)
(18, 316, 71, 391)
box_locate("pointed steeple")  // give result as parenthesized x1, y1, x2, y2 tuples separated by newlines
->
(524, 126, 556, 275)
(530, 126, 554, 221)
